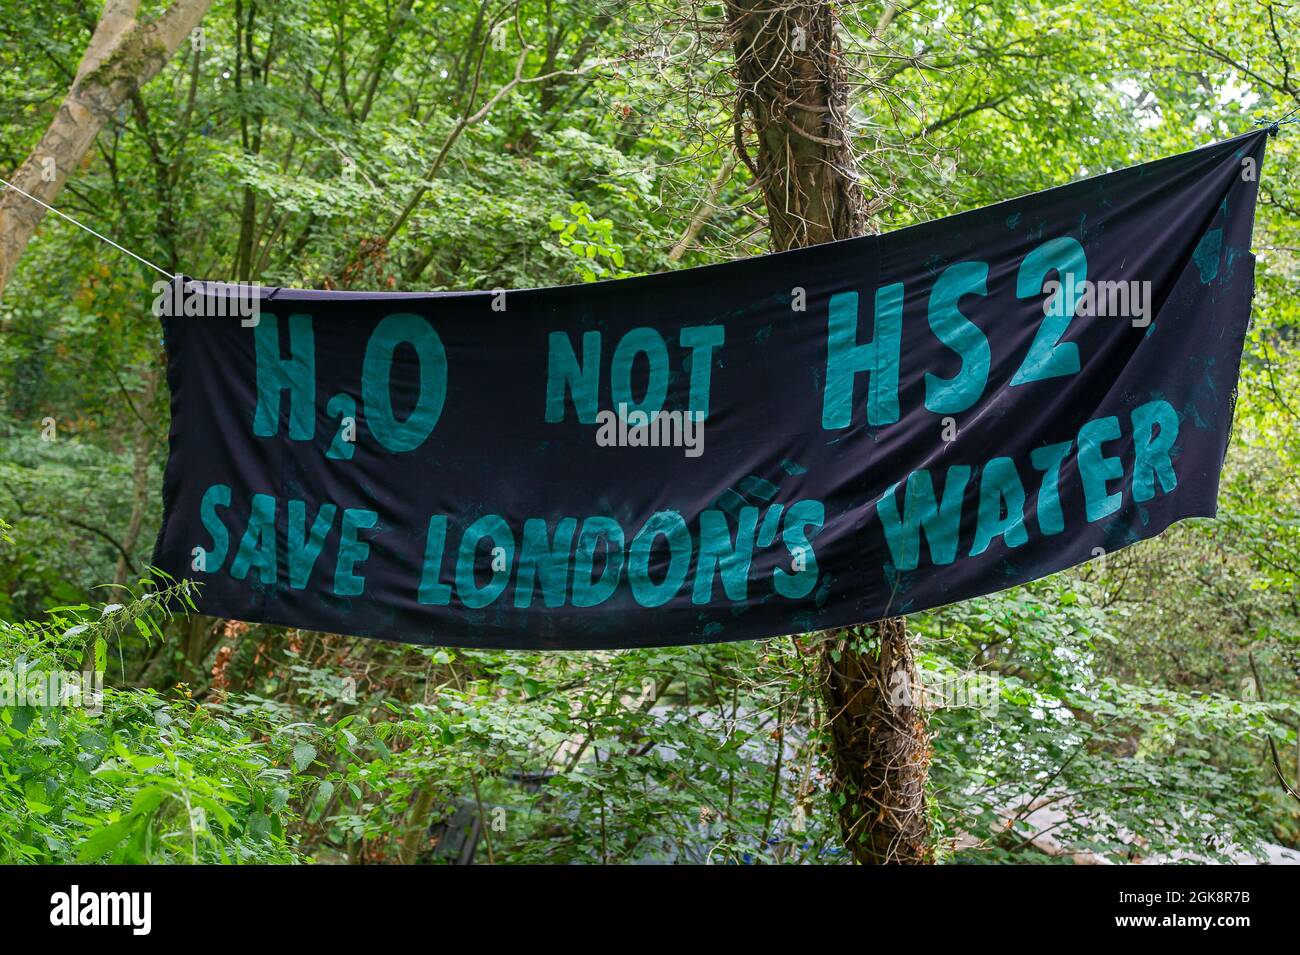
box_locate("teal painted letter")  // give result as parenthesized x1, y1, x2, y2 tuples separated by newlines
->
(877, 466, 970, 570)
(1131, 400, 1179, 502)
(361, 313, 446, 452)
(611, 328, 669, 415)
(325, 394, 356, 460)
(822, 284, 904, 428)
(693, 507, 758, 604)
(679, 325, 725, 417)
(287, 500, 337, 589)
(774, 499, 825, 599)
(545, 331, 601, 423)
(419, 516, 453, 606)
(1013, 237, 1087, 385)
(334, 508, 378, 597)
(231, 493, 278, 585)
(628, 510, 690, 607)
(456, 515, 513, 609)
(572, 517, 624, 608)
(1078, 416, 1123, 521)
(253, 314, 316, 439)
(515, 517, 577, 608)
(199, 484, 232, 572)
(971, 458, 1028, 555)
(1029, 441, 1073, 536)
(924, 261, 990, 414)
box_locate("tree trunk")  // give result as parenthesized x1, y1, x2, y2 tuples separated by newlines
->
(726, 0, 868, 247)
(0, 0, 214, 296)
(820, 620, 933, 863)
(113, 363, 161, 586)
(725, 0, 932, 864)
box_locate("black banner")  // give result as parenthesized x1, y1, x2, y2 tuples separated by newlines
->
(153, 130, 1267, 649)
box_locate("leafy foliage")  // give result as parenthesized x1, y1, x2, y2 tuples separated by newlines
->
(0, 0, 1296, 863)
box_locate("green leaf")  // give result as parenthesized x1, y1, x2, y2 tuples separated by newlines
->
(24, 779, 52, 815)
(77, 818, 135, 861)
(292, 741, 317, 772)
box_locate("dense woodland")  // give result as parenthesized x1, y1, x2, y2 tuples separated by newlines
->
(0, 0, 1297, 864)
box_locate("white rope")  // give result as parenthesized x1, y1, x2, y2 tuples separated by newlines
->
(0, 175, 177, 281)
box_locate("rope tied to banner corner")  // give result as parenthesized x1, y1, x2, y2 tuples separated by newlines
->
(1256, 102, 1300, 136)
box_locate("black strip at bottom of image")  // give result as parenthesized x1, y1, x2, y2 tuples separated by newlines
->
(0, 862, 1279, 941)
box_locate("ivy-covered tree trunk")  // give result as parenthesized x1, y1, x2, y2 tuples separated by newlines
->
(821, 620, 933, 863)
(725, 0, 933, 864)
